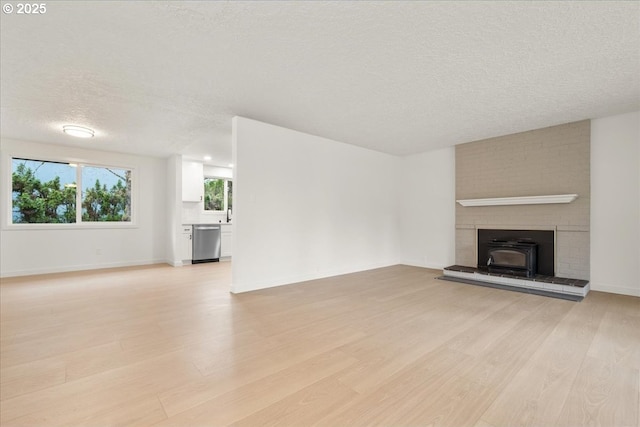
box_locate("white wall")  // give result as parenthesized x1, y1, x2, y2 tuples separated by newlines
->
(166, 155, 182, 266)
(204, 165, 233, 179)
(591, 111, 640, 296)
(231, 117, 400, 293)
(0, 138, 168, 277)
(182, 203, 228, 224)
(400, 147, 456, 269)
(5, 112, 636, 300)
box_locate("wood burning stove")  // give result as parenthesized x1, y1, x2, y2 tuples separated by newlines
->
(478, 229, 554, 276)
(487, 239, 537, 277)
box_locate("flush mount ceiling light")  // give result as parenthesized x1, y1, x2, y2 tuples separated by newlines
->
(62, 125, 94, 138)
(203, 156, 212, 161)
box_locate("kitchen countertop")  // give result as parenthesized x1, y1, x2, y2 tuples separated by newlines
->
(182, 222, 232, 226)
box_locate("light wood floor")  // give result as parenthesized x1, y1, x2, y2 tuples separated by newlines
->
(1, 263, 638, 427)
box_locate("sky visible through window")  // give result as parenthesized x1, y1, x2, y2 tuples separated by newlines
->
(82, 165, 127, 192)
(12, 159, 128, 223)
(11, 159, 123, 190)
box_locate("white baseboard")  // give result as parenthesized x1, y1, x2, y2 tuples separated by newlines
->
(169, 257, 229, 267)
(0, 259, 169, 278)
(590, 283, 640, 297)
(230, 261, 399, 294)
(400, 259, 449, 271)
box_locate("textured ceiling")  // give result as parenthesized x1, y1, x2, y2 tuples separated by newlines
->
(1, 1, 639, 166)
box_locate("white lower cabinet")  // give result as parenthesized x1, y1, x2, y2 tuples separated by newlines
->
(179, 226, 192, 263)
(221, 226, 233, 257)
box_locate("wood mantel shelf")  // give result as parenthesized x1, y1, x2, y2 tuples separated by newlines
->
(456, 194, 578, 207)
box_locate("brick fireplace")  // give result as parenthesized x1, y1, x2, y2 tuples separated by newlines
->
(454, 120, 590, 281)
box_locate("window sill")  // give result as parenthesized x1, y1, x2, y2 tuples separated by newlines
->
(4, 223, 139, 231)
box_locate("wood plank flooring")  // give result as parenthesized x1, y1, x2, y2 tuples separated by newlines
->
(1, 263, 638, 426)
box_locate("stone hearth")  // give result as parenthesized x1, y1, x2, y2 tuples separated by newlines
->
(442, 265, 589, 300)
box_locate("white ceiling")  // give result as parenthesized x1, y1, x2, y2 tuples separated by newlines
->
(1, 1, 639, 167)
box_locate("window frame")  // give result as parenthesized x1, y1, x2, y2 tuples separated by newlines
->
(4, 153, 138, 230)
(203, 176, 232, 214)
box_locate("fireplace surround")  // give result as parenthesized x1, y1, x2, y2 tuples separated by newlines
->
(455, 121, 590, 281)
(443, 227, 588, 299)
(450, 120, 590, 298)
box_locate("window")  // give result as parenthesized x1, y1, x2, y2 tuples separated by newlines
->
(12, 158, 77, 223)
(11, 157, 133, 225)
(204, 178, 232, 212)
(81, 166, 131, 222)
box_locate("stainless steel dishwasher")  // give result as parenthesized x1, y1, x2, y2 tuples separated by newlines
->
(192, 224, 221, 263)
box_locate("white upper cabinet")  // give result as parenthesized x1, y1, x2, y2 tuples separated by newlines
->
(182, 161, 204, 202)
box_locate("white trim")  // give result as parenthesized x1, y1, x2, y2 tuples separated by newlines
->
(401, 260, 448, 270)
(590, 283, 640, 297)
(4, 223, 139, 231)
(457, 194, 578, 207)
(0, 259, 169, 278)
(230, 261, 398, 294)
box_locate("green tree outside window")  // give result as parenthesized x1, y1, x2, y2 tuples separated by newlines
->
(204, 178, 232, 212)
(11, 158, 132, 224)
